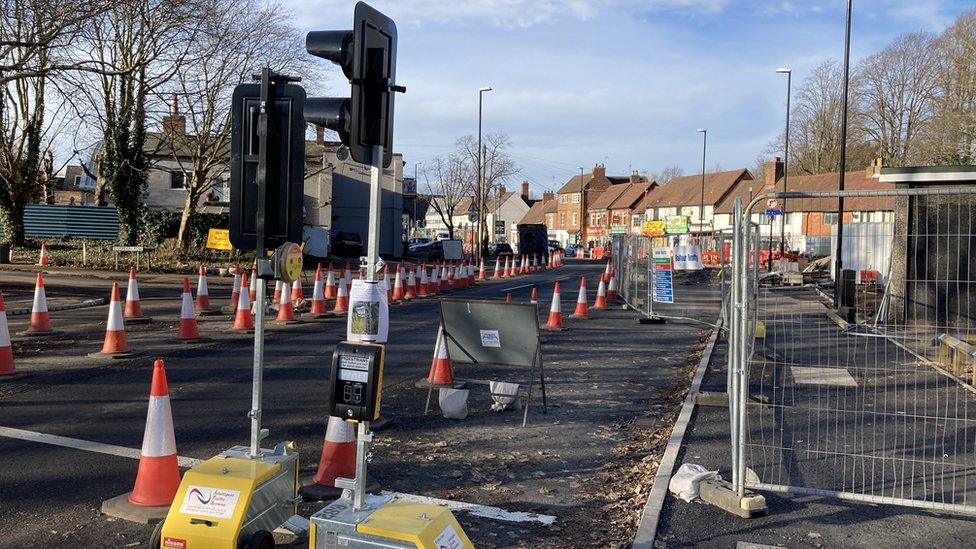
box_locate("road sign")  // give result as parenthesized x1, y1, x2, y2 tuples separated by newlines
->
(652, 247, 674, 303)
(765, 208, 783, 217)
(205, 229, 232, 250)
(610, 224, 627, 235)
(494, 219, 505, 234)
(274, 242, 303, 283)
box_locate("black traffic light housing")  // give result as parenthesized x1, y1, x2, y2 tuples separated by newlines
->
(228, 71, 306, 250)
(304, 1, 403, 168)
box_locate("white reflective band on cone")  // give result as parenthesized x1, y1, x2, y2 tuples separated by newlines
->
(198, 275, 209, 295)
(180, 293, 194, 318)
(313, 280, 324, 300)
(33, 286, 48, 313)
(106, 300, 124, 331)
(141, 396, 177, 457)
(233, 274, 241, 293)
(127, 278, 140, 301)
(0, 315, 10, 346)
(325, 416, 355, 443)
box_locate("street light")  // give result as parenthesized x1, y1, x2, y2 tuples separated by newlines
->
(477, 86, 492, 261)
(696, 128, 707, 232)
(413, 161, 422, 237)
(578, 166, 584, 247)
(776, 68, 792, 264)
(835, 0, 852, 310)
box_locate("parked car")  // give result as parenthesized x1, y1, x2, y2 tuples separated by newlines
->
(407, 240, 444, 262)
(408, 237, 431, 247)
(330, 231, 363, 258)
(486, 242, 514, 259)
(548, 240, 564, 254)
(564, 243, 580, 257)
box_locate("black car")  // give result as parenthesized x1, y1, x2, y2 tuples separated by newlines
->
(486, 242, 514, 259)
(331, 231, 363, 257)
(407, 240, 444, 262)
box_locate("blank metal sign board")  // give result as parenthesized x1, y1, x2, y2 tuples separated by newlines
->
(438, 299, 538, 367)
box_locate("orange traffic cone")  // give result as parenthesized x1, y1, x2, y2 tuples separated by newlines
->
(129, 359, 181, 506)
(276, 281, 298, 323)
(530, 287, 539, 304)
(37, 242, 49, 266)
(228, 268, 241, 314)
(570, 277, 589, 319)
(273, 280, 283, 304)
(324, 265, 338, 299)
(311, 265, 328, 316)
(467, 261, 476, 285)
(300, 416, 357, 500)
(607, 275, 618, 302)
(439, 264, 450, 292)
(427, 325, 454, 386)
(505, 256, 515, 278)
(391, 265, 405, 301)
(492, 257, 502, 280)
(123, 266, 150, 322)
(593, 278, 608, 309)
(195, 266, 212, 312)
(603, 260, 612, 282)
(447, 264, 457, 289)
(478, 258, 487, 281)
(333, 278, 349, 314)
(177, 278, 199, 341)
(418, 263, 430, 297)
(291, 277, 304, 301)
(92, 283, 133, 357)
(24, 272, 55, 335)
(404, 265, 417, 300)
(249, 268, 257, 302)
(0, 291, 15, 375)
(232, 274, 254, 331)
(428, 264, 439, 296)
(544, 282, 564, 331)
(344, 261, 352, 292)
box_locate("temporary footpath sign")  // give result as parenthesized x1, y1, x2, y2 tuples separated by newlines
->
(652, 247, 674, 304)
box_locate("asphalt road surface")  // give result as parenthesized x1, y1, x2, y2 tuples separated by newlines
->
(0, 260, 719, 548)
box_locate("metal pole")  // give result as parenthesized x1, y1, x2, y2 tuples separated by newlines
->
(834, 0, 852, 308)
(477, 92, 483, 261)
(780, 70, 791, 259)
(579, 166, 585, 247)
(698, 129, 707, 232)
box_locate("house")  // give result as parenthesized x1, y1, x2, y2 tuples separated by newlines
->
(450, 182, 532, 251)
(518, 190, 557, 237)
(552, 163, 625, 247)
(586, 173, 656, 244)
(608, 176, 657, 237)
(713, 157, 895, 253)
(53, 164, 97, 205)
(638, 168, 754, 232)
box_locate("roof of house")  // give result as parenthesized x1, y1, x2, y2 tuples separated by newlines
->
(641, 169, 752, 209)
(714, 169, 896, 213)
(633, 185, 667, 212)
(609, 181, 656, 210)
(556, 173, 595, 194)
(519, 198, 558, 224)
(587, 183, 629, 211)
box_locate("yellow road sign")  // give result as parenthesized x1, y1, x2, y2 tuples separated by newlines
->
(275, 242, 303, 283)
(205, 229, 233, 250)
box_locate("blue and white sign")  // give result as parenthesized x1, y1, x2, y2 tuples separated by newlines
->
(765, 208, 783, 217)
(651, 247, 674, 304)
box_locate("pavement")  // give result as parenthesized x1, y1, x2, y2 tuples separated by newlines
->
(0, 259, 722, 548)
(655, 286, 976, 548)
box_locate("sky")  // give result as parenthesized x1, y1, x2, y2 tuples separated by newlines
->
(294, 0, 972, 196)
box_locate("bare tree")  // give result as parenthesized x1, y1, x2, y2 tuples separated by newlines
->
(652, 165, 684, 184)
(926, 9, 976, 164)
(457, 132, 518, 253)
(855, 32, 938, 167)
(159, 0, 309, 252)
(421, 153, 473, 240)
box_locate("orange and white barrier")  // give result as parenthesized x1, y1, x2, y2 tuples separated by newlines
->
(232, 274, 254, 331)
(177, 278, 199, 341)
(311, 265, 327, 316)
(570, 277, 589, 319)
(128, 359, 181, 507)
(27, 272, 54, 334)
(0, 291, 15, 375)
(195, 266, 212, 312)
(544, 282, 564, 330)
(98, 283, 131, 355)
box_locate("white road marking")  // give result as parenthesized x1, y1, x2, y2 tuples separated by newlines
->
(499, 276, 570, 293)
(0, 426, 201, 467)
(381, 490, 556, 525)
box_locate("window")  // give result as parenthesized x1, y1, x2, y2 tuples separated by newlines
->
(559, 194, 567, 204)
(652, 208, 659, 220)
(572, 193, 580, 203)
(170, 171, 186, 189)
(823, 212, 838, 225)
(572, 212, 579, 226)
(559, 213, 566, 227)
(632, 214, 642, 227)
(73, 175, 82, 187)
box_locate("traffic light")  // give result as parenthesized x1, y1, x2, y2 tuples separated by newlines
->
(228, 71, 306, 250)
(304, 1, 404, 168)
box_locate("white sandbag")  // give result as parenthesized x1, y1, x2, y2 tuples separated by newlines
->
(438, 388, 469, 419)
(668, 463, 719, 502)
(489, 381, 520, 411)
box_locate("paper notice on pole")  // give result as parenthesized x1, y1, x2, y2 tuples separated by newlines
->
(347, 279, 389, 343)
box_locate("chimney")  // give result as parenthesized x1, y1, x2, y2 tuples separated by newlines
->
(629, 170, 640, 185)
(161, 93, 186, 135)
(498, 185, 506, 196)
(316, 126, 325, 144)
(543, 191, 554, 202)
(592, 163, 606, 179)
(520, 180, 530, 201)
(868, 157, 884, 176)
(764, 156, 784, 186)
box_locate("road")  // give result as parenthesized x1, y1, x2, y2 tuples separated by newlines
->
(0, 260, 719, 548)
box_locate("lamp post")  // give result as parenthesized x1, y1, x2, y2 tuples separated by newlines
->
(578, 166, 584, 248)
(477, 86, 492, 261)
(413, 161, 422, 237)
(776, 67, 792, 269)
(834, 0, 852, 309)
(696, 128, 707, 232)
